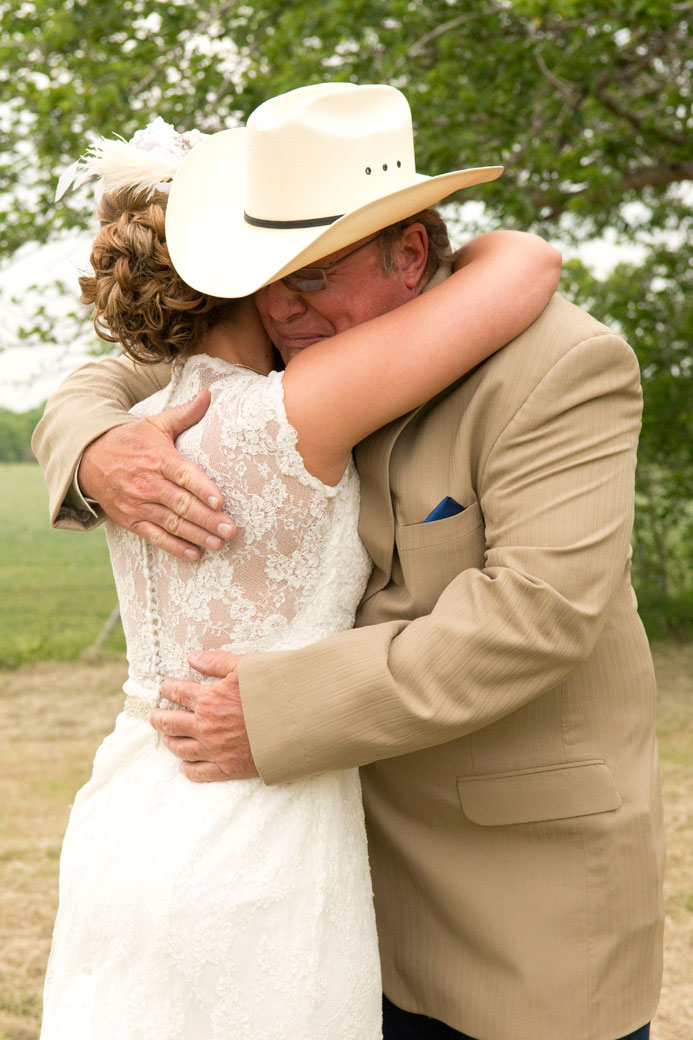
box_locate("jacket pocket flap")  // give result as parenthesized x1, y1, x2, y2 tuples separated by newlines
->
(457, 760, 622, 826)
(397, 500, 483, 552)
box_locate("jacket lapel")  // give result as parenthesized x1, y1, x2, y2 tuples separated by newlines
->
(354, 262, 452, 594)
(355, 404, 425, 596)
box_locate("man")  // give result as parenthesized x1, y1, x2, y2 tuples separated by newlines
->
(34, 84, 662, 1040)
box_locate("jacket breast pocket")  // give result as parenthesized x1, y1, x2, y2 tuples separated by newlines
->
(456, 760, 622, 826)
(395, 500, 485, 612)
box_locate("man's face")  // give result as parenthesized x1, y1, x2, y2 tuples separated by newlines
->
(254, 233, 418, 366)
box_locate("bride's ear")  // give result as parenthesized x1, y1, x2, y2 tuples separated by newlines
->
(397, 223, 429, 290)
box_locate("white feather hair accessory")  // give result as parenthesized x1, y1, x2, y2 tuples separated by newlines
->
(55, 117, 207, 203)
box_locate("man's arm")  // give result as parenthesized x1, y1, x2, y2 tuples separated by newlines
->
(153, 329, 644, 782)
(32, 354, 237, 558)
(245, 334, 642, 780)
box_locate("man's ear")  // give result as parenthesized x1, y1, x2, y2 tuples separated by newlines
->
(397, 223, 429, 290)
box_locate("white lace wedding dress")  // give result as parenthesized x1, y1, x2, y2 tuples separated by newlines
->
(41, 356, 381, 1040)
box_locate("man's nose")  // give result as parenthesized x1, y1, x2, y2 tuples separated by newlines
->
(262, 280, 309, 322)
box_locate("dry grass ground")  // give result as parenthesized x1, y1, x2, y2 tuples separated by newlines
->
(649, 643, 693, 1039)
(0, 646, 691, 1040)
(0, 658, 126, 1040)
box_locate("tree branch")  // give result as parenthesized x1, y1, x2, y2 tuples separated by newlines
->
(524, 160, 693, 219)
(621, 161, 693, 190)
(593, 87, 688, 146)
(408, 13, 478, 58)
(533, 50, 580, 102)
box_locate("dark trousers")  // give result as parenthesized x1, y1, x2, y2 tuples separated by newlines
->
(382, 995, 650, 1040)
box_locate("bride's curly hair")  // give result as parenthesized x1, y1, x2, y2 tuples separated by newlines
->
(79, 187, 237, 365)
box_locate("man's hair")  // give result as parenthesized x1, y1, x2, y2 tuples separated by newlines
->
(79, 187, 239, 366)
(378, 208, 453, 282)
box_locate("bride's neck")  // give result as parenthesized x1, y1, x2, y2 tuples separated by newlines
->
(192, 300, 275, 375)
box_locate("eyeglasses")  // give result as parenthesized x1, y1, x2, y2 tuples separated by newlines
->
(281, 232, 383, 292)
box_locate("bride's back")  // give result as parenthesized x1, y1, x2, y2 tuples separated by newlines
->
(105, 355, 371, 691)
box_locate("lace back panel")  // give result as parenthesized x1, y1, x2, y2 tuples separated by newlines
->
(105, 356, 371, 697)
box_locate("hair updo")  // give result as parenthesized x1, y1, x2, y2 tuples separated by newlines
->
(79, 187, 237, 365)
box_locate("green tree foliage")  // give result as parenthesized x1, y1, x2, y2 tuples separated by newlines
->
(1, 0, 690, 253)
(561, 251, 693, 636)
(0, 405, 44, 461)
(1, 0, 691, 632)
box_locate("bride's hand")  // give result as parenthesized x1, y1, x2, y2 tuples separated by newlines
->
(153, 650, 259, 781)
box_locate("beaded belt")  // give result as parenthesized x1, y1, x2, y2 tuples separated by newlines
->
(122, 676, 162, 720)
(122, 677, 193, 720)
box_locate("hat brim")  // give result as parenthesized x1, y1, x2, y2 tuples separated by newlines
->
(166, 128, 503, 298)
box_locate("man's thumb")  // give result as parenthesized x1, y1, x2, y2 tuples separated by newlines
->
(188, 649, 241, 678)
(156, 389, 212, 439)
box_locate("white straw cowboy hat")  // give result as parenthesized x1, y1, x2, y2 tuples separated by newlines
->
(165, 83, 503, 298)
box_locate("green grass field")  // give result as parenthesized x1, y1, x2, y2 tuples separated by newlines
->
(1, 463, 125, 667)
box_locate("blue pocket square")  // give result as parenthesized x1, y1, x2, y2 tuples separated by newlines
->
(424, 496, 465, 523)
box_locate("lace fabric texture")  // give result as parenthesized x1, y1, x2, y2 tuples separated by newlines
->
(41, 356, 380, 1039)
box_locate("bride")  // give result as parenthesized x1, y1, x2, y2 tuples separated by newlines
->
(40, 117, 560, 1039)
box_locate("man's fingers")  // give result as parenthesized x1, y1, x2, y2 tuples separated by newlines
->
(181, 761, 230, 783)
(132, 502, 233, 554)
(149, 707, 197, 737)
(158, 678, 202, 710)
(130, 521, 202, 561)
(153, 662, 257, 781)
(187, 650, 241, 679)
(78, 410, 235, 558)
(159, 452, 227, 515)
(151, 678, 203, 734)
(162, 735, 207, 761)
(147, 391, 224, 512)
(152, 479, 236, 543)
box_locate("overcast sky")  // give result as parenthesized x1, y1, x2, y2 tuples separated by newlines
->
(0, 234, 94, 411)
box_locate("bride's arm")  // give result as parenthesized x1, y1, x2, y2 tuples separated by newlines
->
(283, 230, 561, 485)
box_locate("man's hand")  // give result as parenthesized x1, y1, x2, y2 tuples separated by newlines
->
(79, 390, 236, 560)
(151, 650, 258, 782)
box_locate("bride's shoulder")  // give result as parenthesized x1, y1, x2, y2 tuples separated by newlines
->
(198, 364, 286, 432)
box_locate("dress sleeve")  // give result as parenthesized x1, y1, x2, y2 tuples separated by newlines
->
(199, 369, 350, 496)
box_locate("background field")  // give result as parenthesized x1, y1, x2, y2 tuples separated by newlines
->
(1, 464, 691, 1039)
(1, 464, 124, 666)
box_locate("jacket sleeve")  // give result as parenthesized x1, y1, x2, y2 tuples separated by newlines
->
(238, 333, 643, 783)
(32, 354, 171, 529)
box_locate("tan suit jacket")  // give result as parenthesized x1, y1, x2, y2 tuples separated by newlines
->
(33, 294, 663, 1040)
